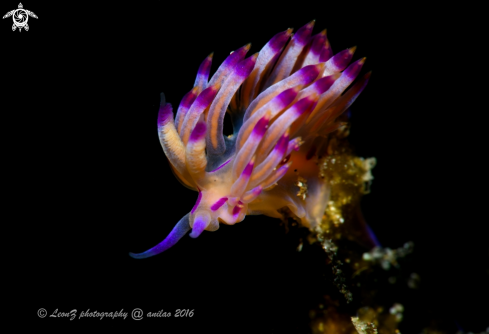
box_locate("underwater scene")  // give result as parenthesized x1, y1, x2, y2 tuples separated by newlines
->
(18, 2, 487, 333)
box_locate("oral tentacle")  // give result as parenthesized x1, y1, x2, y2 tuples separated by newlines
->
(129, 213, 191, 259)
(189, 211, 211, 238)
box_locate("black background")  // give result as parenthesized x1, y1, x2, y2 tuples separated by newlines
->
(3, 1, 487, 332)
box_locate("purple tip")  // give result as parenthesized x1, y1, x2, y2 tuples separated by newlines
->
(197, 53, 213, 79)
(319, 48, 332, 62)
(157, 103, 173, 129)
(252, 115, 269, 137)
(286, 138, 301, 156)
(290, 139, 300, 151)
(275, 132, 289, 155)
(221, 43, 251, 71)
(211, 197, 228, 211)
(249, 186, 263, 197)
(232, 204, 242, 218)
(235, 54, 258, 78)
(242, 160, 254, 177)
(314, 75, 337, 95)
(278, 162, 290, 173)
(330, 48, 355, 72)
(189, 122, 207, 142)
(297, 64, 321, 85)
(319, 39, 333, 62)
(268, 29, 292, 52)
(180, 88, 198, 110)
(294, 21, 315, 46)
(189, 218, 206, 238)
(294, 97, 316, 115)
(195, 84, 219, 109)
(275, 86, 300, 107)
(343, 58, 366, 80)
(310, 31, 326, 56)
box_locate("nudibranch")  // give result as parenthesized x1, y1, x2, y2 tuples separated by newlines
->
(130, 21, 371, 259)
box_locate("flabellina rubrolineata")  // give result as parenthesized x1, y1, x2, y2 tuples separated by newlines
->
(130, 20, 371, 259)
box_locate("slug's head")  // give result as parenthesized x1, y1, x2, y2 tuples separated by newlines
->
(130, 21, 371, 258)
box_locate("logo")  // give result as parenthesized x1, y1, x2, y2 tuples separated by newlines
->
(3, 3, 37, 32)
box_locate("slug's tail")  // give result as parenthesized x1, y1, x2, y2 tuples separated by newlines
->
(129, 213, 191, 259)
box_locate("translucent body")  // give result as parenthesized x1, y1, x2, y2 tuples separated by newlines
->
(130, 21, 370, 258)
